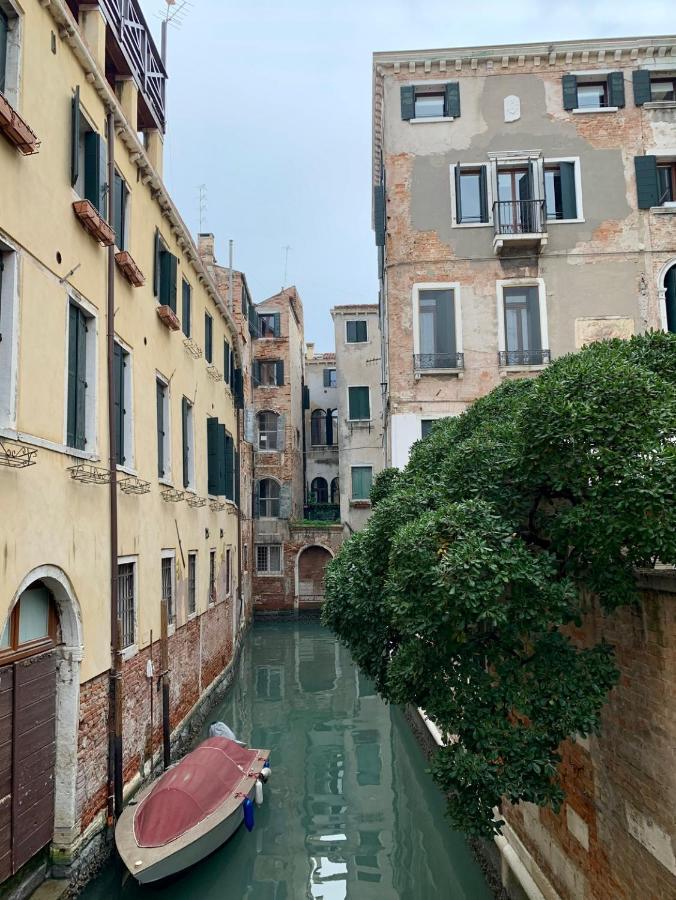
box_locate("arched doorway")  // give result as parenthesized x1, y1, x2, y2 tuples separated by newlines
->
(296, 546, 333, 610)
(0, 568, 82, 883)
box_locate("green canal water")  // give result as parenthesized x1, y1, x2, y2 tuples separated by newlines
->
(80, 620, 492, 899)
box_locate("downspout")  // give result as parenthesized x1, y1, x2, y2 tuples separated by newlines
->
(229, 241, 243, 627)
(106, 110, 123, 820)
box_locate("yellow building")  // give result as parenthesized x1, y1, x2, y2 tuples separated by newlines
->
(0, 0, 248, 888)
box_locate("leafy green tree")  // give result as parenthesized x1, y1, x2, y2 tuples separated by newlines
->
(323, 333, 676, 836)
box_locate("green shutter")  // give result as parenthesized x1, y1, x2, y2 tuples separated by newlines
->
(113, 173, 126, 250)
(84, 131, 105, 213)
(216, 423, 227, 495)
(608, 71, 625, 108)
(153, 230, 161, 297)
(0, 10, 8, 95)
(75, 311, 87, 449)
(562, 74, 578, 111)
(559, 161, 577, 219)
(205, 313, 212, 362)
(207, 417, 219, 494)
(303, 385, 310, 409)
(323, 369, 330, 388)
(356, 320, 367, 342)
(374, 184, 385, 247)
(156, 381, 165, 477)
(66, 304, 79, 448)
(276, 360, 284, 386)
(113, 343, 125, 464)
(526, 287, 542, 351)
(434, 291, 456, 358)
(224, 433, 234, 500)
(346, 321, 355, 342)
(400, 85, 415, 120)
(634, 156, 659, 209)
(454, 163, 463, 222)
(234, 450, 240, 506)
(479, 165, 488, 223)
(70, 86, 80, 187)
(182, 279, 191, 337)
(223, 340, 230, 384)
(444, 82, 460, 118)
(160, 251, 177, 312)
(349, 387, 369, 420)
(181, 398, 189, 488)
(233, 368, 243, 408)
(273, 313, 281, 337)
(632, 69, 652, 106)
(351, 466, 372, 500)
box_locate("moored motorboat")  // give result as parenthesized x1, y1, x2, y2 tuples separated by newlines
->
(115, 735, 271, 883)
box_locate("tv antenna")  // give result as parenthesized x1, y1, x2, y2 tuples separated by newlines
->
(282, 245, 291, 289)
(198, 184, 207, 233)
(159, 0, 192, 65)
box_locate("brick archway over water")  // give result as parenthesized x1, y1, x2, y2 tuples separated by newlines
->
(296, 545, 334, 610)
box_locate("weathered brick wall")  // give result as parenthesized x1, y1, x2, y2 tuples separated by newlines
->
(502, 574, 676, 899)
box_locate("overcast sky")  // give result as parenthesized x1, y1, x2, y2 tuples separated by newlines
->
(144, 1, 673, 350)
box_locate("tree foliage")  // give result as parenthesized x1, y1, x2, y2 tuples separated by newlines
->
(322, 333, 676, 836)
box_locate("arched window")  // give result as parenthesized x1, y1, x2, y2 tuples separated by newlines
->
(311, 477, 328, 504)
(311, 409, 326, 446)
(330, 477, 340, 504)
(0, 581, 58, 662)
(257, 410, 279, 450)
(258, 479, 280, 518)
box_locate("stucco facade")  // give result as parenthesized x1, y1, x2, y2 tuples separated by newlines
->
(373, 35, 676, 467)
(304, 346, 339, 516)
(0, 0, 247, 888)
(332, 305, 385, 533)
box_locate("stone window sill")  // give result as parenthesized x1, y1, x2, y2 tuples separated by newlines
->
(651, 204, 676, 215)
(499, 364, 548, 375)
(121, 644, 138, 663)
(644, 101, 676, 110)
(415, 368, 464, 378)
(572, 107, 618, 114)
(410, 116, 455, 124)
(350, 500, 371, 509)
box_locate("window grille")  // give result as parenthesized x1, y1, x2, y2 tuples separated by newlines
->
(117, 562, 135, 648)
(161, 556, 174, 623)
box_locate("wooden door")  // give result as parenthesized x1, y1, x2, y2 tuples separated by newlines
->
(0, 650, 56, 882)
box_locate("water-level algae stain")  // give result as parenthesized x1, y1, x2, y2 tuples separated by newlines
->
(78, 620, 492, 899)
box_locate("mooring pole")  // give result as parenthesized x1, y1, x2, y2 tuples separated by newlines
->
(160, 599, 171, 769)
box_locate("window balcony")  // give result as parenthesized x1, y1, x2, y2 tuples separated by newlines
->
(414, 352, 464, 373)
(498, 349, 551, 367)
(493, 200, 547, 254)
(72, 199, 115, 246)
(0, 94, 40, 155)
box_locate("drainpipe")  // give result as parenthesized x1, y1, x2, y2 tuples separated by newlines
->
(106, 110, 123, 820)
(228, 241, 243, 627)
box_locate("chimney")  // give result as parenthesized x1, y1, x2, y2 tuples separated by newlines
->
(306, 342, 315, 360)
(197, 233, 215, 267)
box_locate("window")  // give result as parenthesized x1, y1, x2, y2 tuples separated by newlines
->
(113, 171, 129, 251)
(256, 544, 282, 574)
(67, 301, 92, 451)
(650, 77, 676, 103)
(346, 320, 368, 343)
(258, 479, 280, 518)
(181, 397, 194, 489)
(544, 162, 578, 220)
(562, 72, 624, 111)
(223, 340, 230, 385)
(0, 244, 18, 428)
(657, 163, 676, 204)
(153, 230, 178, 312)
(400, 82, 460, 120)
(254, 360, 284, 387)
(226, 548, 232, 596)
(113, 341, 131, 466)
(258, 313, 280, 337)
(257, 411, 279, 450)
(0, 582, 57, 663)
(208, 549, 216, 605)
(351, 466, 373, 500)
(0, 8, 9, 97)
(161, 553, 175, 625)
(311, 477, 328, 504)
(421, 419, 436, 439)
(117, 561, 135, 649)
(634, 155, 676, 208)
(500, 284, 548, 367)
(311, 409, 326, 445)
(323, 368, 337, 388)
(330, 477, 340, 504)
(204, 312, 213, 363)
(633, 69, 676, 105)
(182, 279, 191, 337)
(187, 551, 197, 615)
(156, 377, 169, 479)
(454, 166, 488, 224)
(71, 90, 107, 216)
(416, 288, 460, 370)
(348, 386, 370, 421)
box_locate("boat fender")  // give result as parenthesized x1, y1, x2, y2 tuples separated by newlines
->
(243, 797, 255, 832)
(260, 766, 271, 783)
(254, 780, 264, 806)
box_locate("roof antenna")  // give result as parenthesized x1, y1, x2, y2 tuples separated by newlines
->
(160, 0, 192, 66)
(282, 245, 291, 290)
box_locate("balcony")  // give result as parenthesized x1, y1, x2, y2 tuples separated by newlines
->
(303, 503, 340, 523)
(414, 352, 464, 374)
(493, 200, 547, 255)
(498, 349, 551, 368)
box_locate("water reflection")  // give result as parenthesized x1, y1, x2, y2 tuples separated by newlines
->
(79, 620, 491, 900)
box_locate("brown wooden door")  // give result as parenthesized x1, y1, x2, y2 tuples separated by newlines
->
(0, 650, 56, 882)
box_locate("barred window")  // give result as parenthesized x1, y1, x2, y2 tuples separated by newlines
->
(117, 562, 135, 648)
(256, 545, 281, 574)
(161, 556, 174, 624)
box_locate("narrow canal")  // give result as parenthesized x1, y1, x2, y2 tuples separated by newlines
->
(80, 620, 492, 899)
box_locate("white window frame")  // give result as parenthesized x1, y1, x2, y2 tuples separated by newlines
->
(184, 397, 195, 491)
(405, 80, 456, 124)
(449, 163, 494, 228)
(160, 549, 176, 633)
(350, 464, 373, 501)
(648, 148, 676, 211)
(543, 157, 584, 224)
(496, 278, 550, 370)
(258, 477, 281, 519)
(568, 71, 619, 114)
(187, 550, 198, 618)
(346, 385, 371, 422)
(411, 282, 464, 372)
(114, 335, 135, 473)
(255, 543, 283, 575)
(0, 0, 23, 110)
(156, 372, 172, 485)
(63, 293, 98, 454)
(0, 236, 19, 430)
(345, 319, 369, 343)
(117, 554, 138, 660)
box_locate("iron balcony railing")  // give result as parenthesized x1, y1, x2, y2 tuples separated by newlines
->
(498, 349, 551, 367)
(414, 352, 464, 371)
(493, 199, 546, 236)
(304, 503, 341, 522)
